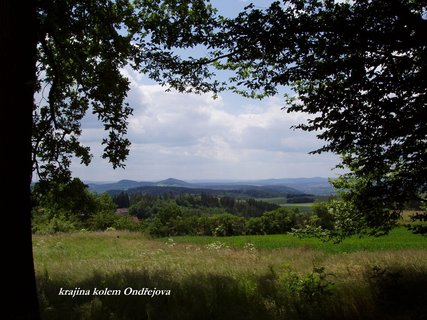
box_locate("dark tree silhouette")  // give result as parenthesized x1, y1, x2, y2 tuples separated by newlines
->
(33, 0, 219, 182)
(2, 1, 219, 318)
(174, 0, 426, 236)
(2, 1, 39, 319)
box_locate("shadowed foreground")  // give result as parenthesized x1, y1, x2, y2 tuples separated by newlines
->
(34, 232, 427, 319)
(37, 267, 427, 320)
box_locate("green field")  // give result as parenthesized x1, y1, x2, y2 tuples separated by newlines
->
(281, 202, 314, 212)
(256, 197, 315, 212)
(33, 230, 427, 319)
(161, 227, 427, 253)
(256, 197, 289, 205)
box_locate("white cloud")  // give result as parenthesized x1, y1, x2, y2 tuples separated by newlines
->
(72, 68, 340, 181)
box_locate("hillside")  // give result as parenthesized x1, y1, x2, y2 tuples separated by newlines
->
(88, 177, 334, 196)
(197, 177, 335, 195)
(107, 184, 304, 199)
(87, 179, 154, 193)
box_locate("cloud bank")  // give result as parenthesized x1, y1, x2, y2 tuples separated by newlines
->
(72, 69, 341, 181)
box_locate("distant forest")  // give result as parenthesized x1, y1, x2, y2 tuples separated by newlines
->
(110, 188, 317, 208)
(32, 179, 332, 237)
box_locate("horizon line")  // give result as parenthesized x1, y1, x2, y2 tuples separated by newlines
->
(83, 176, 333, 184)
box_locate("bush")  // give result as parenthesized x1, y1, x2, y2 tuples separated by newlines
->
(86, 211, 142, 231)
(32, 209, 77, 234)
(261, 208, 302, 234)
(169, 215, 200, 236)
(113, 215, 142, 231)
(128, 195, 158, 219)
(207, 213, 246, 236)
(87, 211, 118, 231)
(245, 217, 265, 235)
(311, 202, 335, 230)
(255, 266, 335, 319)
(146, 217, 170, 237)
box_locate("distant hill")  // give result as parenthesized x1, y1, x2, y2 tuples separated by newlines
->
(257, 177, 335, 195)
(107, 184, 303, 199)
(87, 179, 153, 193)
(88, 178, 196, 193)
(155, 178, 194, 188)
(87, 177, 334, 197)
(195, 177, 335, 195)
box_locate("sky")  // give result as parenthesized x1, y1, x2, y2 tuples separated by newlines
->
(71, 0, 342, 182)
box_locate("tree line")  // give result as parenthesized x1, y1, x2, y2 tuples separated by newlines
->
(34, 178, 424, 241)
(32, 179, 334, 237)
(119, 192, 280, 218)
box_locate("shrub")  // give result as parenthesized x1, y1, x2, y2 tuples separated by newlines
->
(169, 215, 200, 236)
(245, 217, 265, 235)
(311, 202, 335, 230)
(261, 208, 302, 234)
(207, 213, 246, 236)
(87, 211, 118, 231)
(32, 210, 77, 234)
(113, 215, 142, 231)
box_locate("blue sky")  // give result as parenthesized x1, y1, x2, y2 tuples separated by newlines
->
(71, 0, 342, 182)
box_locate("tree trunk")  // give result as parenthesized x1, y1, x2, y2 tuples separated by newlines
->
(0, 1, 39, 319)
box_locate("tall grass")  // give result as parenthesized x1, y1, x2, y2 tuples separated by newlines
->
(34, 231, 427, 319)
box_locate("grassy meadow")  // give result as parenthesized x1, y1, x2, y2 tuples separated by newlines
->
(255, 197, 315, 212)
(160, 227, 427, 252)
(33, 228, 427, 319)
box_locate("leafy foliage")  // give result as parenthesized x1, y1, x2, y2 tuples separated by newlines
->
(33, 0, 219, 182)
(32, 0, 426, 237)
(32, 178, 141, 233)
(32, 211, 77, 234)
(129, 193, 279, 219)
(32, 178, 100, 222)
(183, 0, 426, 236)
(141, 200, 306, 237)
